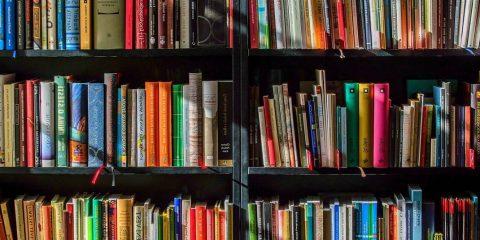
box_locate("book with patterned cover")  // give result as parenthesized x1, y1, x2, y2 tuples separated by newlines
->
(87, 83, 105, 167)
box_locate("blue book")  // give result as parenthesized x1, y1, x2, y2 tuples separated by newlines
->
(5, 0, 15, 50)
(433, 86, 446, 166)
(370, 201, 377, 240)
(307, 100, 318, 165)
(405, 198, 413, 240)
(305, 202, 314, 240)
(353, 201, 362, 239)
(87, 83, 105, 167)
(470, 193, 478, 240)
(0, 0, 5, 49)
(257, 0, 269, 49)
(173, 196, 182, 240)
(70, 83, 88, 167)
(331, 201, 340, 240)
(422, 202, 435, 240)
(409, 186, 422, 240)
(361, 202, 369, 240)
(65, 0, 79, 50)
(57, 0, 65, 49)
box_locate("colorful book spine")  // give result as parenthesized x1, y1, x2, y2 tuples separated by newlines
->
(0, 0, 4, 49)
(79, 0, 91, 49)
(182, 85, 190, 165)
(148, 0, 157, 48)
(263, 96, 275, 167)
(188, 73, 203, 166)
(65, 0, 80, 49)
(373, 83, 390, 168)
(25, 80, 36, 167)
(145, 82, 159, 167)
(203, 81, 218, 167)
(173, 84, 184, 166)
(174, 197, 182, 240)
(34, 83, 41, 166)
(136, 89, 146, 167)
(128, 90, 137, 167)
(54, 76, 68, 167)
(33, 0, 41, 49)
(40, 82, 55, 167)
(257, 0, 269, 49)
(13, 85, 19, 166)
(5, 0, 15, 50)
(409, 186, 422, 240)
(158, 82, 172, 167)
(104, 73, 119, 166)
(358, 83, 373, 168)
(307, 100, 318, 168)
(19, 84, 25, 166)
(46, 0, 56, 49)
(57, 0, 65, 49)
(88, 83, 105, 167)
(117, 85, 128, 167)
(69, 83, 88, 167)
(125, 0, 134, 49)
(344, 83, 359, 167)
(135, 0, 148, 49)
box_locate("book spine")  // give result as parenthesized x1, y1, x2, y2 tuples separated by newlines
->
(65, 0, 80, 49)
(135, 0, 148, 48)
(257, 0, 270, 48)
(57, 0, 65, 49)
(0, 80, 5, 166)
(0, 0, 5, 49)
(25, 81, 35, 167)
(173, 84, 184, 166)
(33, 84, 41, 166)
(307, 100, 318, 169)
(5, 0, 15, 50)
(157, 0, 167, 48)
(188, 73, 203, 166)
(344, 83, 359, 167)
(40, 82, 55, 167)
(148, 0, 157, 48)
(125, 0, 134, 49)
(69, 83, 88, 167)
(108, 200, 117, 240)
(166, 0, 174, 48)
(203, 81, 218, 166)
(18, 84, 25, 166)
(158, 82, 172, 167)
(373, 83, 389, 168)
(218, 81, 232, 166)
(262, 97, 275, 167)
(54, 76, 68, 167)
(174, 0, 180, 48)
(47, 0, 56, 49)
(182, 85, 190, 166)
(32, 0, 40, 49)
(128, 90, 136, 167)
(13, 86, 19, 166)
(88, 83, 105, 167)
(117, 85, 128, 167)
(145, 82, 158, 166)
(104, 73, 119, 166)
(189, 0, 196, 48)
(79, 0, 91, 49)
(258, 107, 269, 166)
(358, 83, 373, 167)
(475, 91, 480, 166)
(17, 0, 25, 49)
(249, 0, 259, 48)
(174, 197, 182, 240)
(136, 89, 146, 167)
(179, 0, 189, 48)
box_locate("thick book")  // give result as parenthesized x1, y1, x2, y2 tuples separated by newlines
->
(189, 0, 197, 48)
(145, 82, 159, 167)
(116, 196, 134, 240)
(179, 0, 189, 48)
(148, 0, 157, 48)
(33, 0, 41, 49)
(173, 84, 184, 166)
(70, 83, 88, 167)
(158, 82, 172, 167)
(218, 81, 232, 166)
(125, 0, 134, 49)
(166, 0, 174, 49)
(16, 0, 25, 49)
(3, 84, 15, 167)
(46, 0, 56, 49)
(373, 83, 390, 168)
(136, 89, 146, 167)
(197, 0, 226, 47)
(135, 0, 148, 48)
(5, 0, 15, 50)
(203, 81, 218, 166)
(188, 73, 203, 166)
(94, 0, 125, 49)
(104, 73, 119, 166)
(87, 83, 105, 167)
(39, 82, 55, 167)
(157, 0, 167, 48)
(117, 85, 128, 167)
(344, 83, 359, 167)
(79, 0, 91, 49)
(56, 0, 65, 49)
(0, 74, 14, 166)
(14, 196, 25, 240)
(25, 80, 37, 167)
(54, 76, 68, 167)
(65, 0, 80, 49)
(358, 83, 373, 168)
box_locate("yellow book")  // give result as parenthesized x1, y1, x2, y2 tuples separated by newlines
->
(358, 83, 373, 167)
(283, 210, 290, 240)
(3, 84, 14, 167)
(163, 211, 169, 240)
(80, 0, 92, 49)
(116, 195, 134, 240)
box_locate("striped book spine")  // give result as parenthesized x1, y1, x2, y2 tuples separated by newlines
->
(57, 0, 65, 49)
(54, 76, 68, 167)
(40, 82, 55, 167)
(87, 83, 105, 167)
(65, 0, 79, 49)
(172, 84, 183, 166)
(117, 85, 128, 167)
(136, 89, 146, 167)
(69, 83, 88, 167)
(5, 0, 15, 50)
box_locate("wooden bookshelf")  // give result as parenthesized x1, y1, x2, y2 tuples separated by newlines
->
(0, 166, 233, 175)
(0, 49, 232, 58)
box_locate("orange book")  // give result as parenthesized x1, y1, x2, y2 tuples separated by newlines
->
(158, 82, 172, 167)
(195, 204, 207, 240)
(41, 204, 52, 240)
(145, 82, 159, 167)
(465, 107, 471, 163)
(80, 0, 92, 49)
(206, 208, 214, 240)
(219, 210, 226, 240)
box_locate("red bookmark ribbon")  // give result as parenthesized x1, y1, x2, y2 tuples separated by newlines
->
(90, 165, 106, 185)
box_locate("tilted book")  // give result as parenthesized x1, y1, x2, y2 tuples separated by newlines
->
(203, 81, 218, 166)
(158, 82, 172, 167)
(65, 0, 80, 49)
(54, 76, 69, 167)
(104, 73, 119, 166)
(136, 89, 146, 167)
(87, 83, 105, 167)
(39, 82, 55, 167)
(69, 83, 88, 167)
(188, 73, 203, 166)
(93, 0, 125, 49)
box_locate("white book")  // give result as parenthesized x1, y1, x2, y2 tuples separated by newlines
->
(289, 0, 303, 48)
(461, 0, 473, 46)
(203, 81, 218, 166)
(474, 3, 480, 47)
(0, 73, 14, 167)
(459, 0, 467, 47)
(346, 204, 354, 240)
(46, 0, 56, 49)
(133, 203, 144, 240)
(39, 82, 55, 167)
(136, 89, 146, 167)
(396, 0, 403, 48)
(128, 90, 137, 167)
(182, 197, 191, 240)
(153, 208, 160, 240)
(394, 194, 406, 240)
(179, 0, 190, 48)
(328, 94, 337, 167)
(369, 0, 380, 48)
(73, 197, 78, 240)
(188, 73, 203, 166)
(340, 203, 346, 240)
(182, 85, 190, 166)
(468, 0, 479, 46)
(274, 0, 286, 48)
(401, 105, 412, 167)
(258, 107, 269, 167)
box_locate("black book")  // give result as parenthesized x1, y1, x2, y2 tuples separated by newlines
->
(255, 201, 264, 240)
(197, 0, 226, 47)
(262, 201, 272, 240)
(218, 81, 233, 167)
(292, 206, 301, 240)
(189, 0, 197, 47)
(24, 0, 32, 49)
(445, 0, 456, 48)
(148, 0, 158, 48)
(389, 106, 397, 167)
(16, 0, 25, 49)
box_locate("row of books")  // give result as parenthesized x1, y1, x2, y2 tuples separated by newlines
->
(248, 186, 477, 240)
(251, 69, 479, 168)
(0, 194, 233, 240)
(0, 0, 232, 50)
(0, 72, 233, 168)
(249, 0, 480, 49)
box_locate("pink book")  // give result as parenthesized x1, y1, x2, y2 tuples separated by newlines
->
(277, 210, 283, 240)
(373, 83, 390, 168)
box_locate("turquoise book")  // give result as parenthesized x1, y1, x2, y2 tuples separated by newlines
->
(344, 83, 359, 167)
(87, 83, 105, 167)
(70, 83, 88, 167)
(409, 185, 422, 240)
(305, 202, 314, 240)
(172, 84, 183, 166)
(54, 76, 68, 167)
(257, 0, 269, 49)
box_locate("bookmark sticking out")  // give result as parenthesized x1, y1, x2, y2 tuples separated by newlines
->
(109, 166, 116, 187)
(357, 167, 366, 178)
(12, 51, 16, 58)
(338, 49, 345, 59)
(467, 149, 475, 169)
(90, 164, 105, 185)
(336, 149, 340, 170)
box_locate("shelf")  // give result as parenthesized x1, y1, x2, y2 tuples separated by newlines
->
(249, 48, 479, 58)
(0, 167, 233, 175)
(0, 48, 232, 58)
(248, 167, 479, 176)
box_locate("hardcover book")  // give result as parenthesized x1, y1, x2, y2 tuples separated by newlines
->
(373, 83, 390, 168)
(94, 0, 125, 49)
(218, 81, 232, 166)
(65, 0, 80, 49)
(203, 81, 218, 166)
(69, 83, 88, 167)
(54, 76, 68, 167)
(46, 0, 56, 49)
(56, 0, 65, 49)
(104, 73, 120, 166)
(188, 73, 203, 166)
(197, 0, 226, 47)
(145, 82, 159, 167)
(16, 0, 25, 49)
(5, 0, 15, 50)
(358, 83, 373, 168)
(344, 83, 359, 167)
(173, 84, 184, 166)
(33, 0, 41, 49)
(135, 0, 148, 48)
(79, 0, 91, 49)
(136, 89, 146, 167)
(41, 0, 47, 48)
(39, 82, 55, 167)
(87, 83, 105, 167)
(117, 85, 128, 167)
(158, 82, 172, 167)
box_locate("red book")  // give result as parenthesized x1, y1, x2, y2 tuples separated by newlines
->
(66, 201, 73, 240)
(336, 0, 346, 48)
(219, 210, 226, 240)
(195, 204, 207, 240)
(206, 208, 214, 240)
(248, 0, 258, 48)
(262, 96, 275, 167)
(157, 0, 167, 49)
(108, 199, 117, 240)
(420, 106, 428, 167)
(25, 80, 38, 167)
(0, 206, 7, 240)
(229, 0, 234, 48)
(18, 84, 26, 167)
(125, 0, 134, 49)
(42, 205, 53, 240)
(190, 208, 196, 240)
(373, 83, 389, 168)
(135, 0, 148, 49)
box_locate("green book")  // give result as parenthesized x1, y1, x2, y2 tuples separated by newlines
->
(172, 84, 183, 166)
(54, 76, 68, 167)
(87, 216, 93, 240)
(92, 196, 103, 240)
(247, 203, 257, 240)
(83, 195, 93, 240)
(158, 210, 163, 240)
(344, 83, 359, 167)
(305, 202, 314, 240)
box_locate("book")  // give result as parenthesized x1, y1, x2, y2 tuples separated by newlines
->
(344, 83, 359, 167)
(16, 0, 25, 49)
(158, 82, 172, 167)
(41, 0, 47, 48)
(148, 0, 157, 48)
(358, 83, 373, 168)
(197, 0, 226, 47)
(65, 0, 80, 49)
(104, 73, 119, 166)
(56, 0, 65, 49)
(0, 0, 5, 49)
(188, 73, 203, 166)
(5, 0, 15, 50)
(173, 84, 184, 166)
(46, 0, 56, 49)
(117, 85, 128, 167)
(145, 82, 159, 167)
(0, 74, 14, 166)
(14, 195, 25, 240)
(217, 81, 233, 167)
(33, 0, 41, 49)
(93, 0, 125, 49)
(128, 89, 137, 167)
(135, 0, 148, 48)
(39, 82, 55, 167)
(87, 83, 105, 167)
(203, 81, 218, 166)
(373, 83, 390, 168)
(136, 89, 146, 167)
(79, 0, 91, 49)
(70, 83, 88, 167)
(116, 196, 134, 240)
(54, 76, 68, 167)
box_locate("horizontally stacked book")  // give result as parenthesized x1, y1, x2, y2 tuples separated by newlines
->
(251, 69, 478, 168)
(1, 0, 232, 50)
(0, 72, 233, 167)
(248, 186, 475, 240)
(249, 0, 480, 49)
(0, 194, 233, 240)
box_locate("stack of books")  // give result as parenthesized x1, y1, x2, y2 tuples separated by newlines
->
(0, 0, 232, 50)
(249, 0, 480, 49)
(0, 194, 233, 240)
(248, 186, 477, 240)
(252, 69, 478, 168)
(0, 72, 233, 168)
